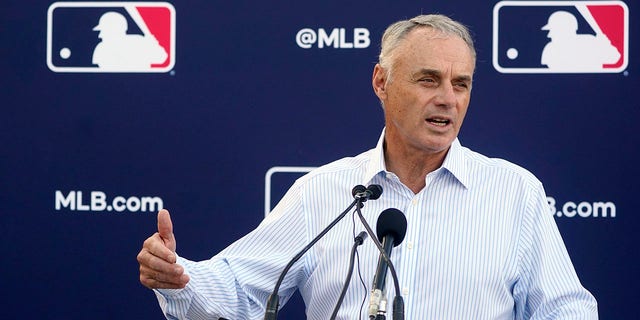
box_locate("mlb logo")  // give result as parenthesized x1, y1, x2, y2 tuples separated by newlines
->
(493, 1, 628, 73)
(47, 2, 175, 73)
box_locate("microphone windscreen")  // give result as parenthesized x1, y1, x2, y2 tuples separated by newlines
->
(366, 184, 383, 200)
(376, 208, 407, 246)
(352, 185, 366, 197)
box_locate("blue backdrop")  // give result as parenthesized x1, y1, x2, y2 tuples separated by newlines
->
(1, 0, 636, 319)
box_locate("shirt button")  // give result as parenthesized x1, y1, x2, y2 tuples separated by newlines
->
(411, 198, 418, 206)
(402, 287, 409, 296)
(407, 241, 414, 250)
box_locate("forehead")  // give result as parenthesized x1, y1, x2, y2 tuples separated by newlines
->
(392, 27, 475, 75)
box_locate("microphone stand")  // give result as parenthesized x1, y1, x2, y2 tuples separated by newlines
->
(354, 206, 405, 320)
(329, 231, 367, 320)
(264, 186, 373, 320)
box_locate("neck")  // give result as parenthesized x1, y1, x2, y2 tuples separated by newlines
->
(384, 141, 448, 194)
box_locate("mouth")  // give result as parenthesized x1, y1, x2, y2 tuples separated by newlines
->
(425, 117, 451, 127)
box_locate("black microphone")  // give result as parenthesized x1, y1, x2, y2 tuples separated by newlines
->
(355, 184, 383, 202)
(368, 208, 407, 319)
(352, 185, 367, 197)
(263, 185, 382, 320)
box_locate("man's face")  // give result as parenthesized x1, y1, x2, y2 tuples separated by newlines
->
(373, 27, 475, 157)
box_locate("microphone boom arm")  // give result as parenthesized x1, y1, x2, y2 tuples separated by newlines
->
(264, 198, 362, 319)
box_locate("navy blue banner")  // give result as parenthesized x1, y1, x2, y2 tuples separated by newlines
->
(1, 1, 637, 319)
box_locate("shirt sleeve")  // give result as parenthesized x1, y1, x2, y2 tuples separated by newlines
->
(153, 179, 310, 320)
(513, 182, 598, 319)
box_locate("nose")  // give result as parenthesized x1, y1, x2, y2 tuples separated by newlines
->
(433, 82, 457, 108)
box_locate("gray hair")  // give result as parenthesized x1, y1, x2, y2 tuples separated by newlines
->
(378, 14, 476, 73)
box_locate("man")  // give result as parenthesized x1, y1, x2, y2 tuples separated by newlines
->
(138, 14, 598, 319)
(540, 10, 620, 71)
(92, 11, 168, 70)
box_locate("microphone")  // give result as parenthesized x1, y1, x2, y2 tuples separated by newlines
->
(354, 184, 383, 202)
(352, 185, 367, 197)
(368, 208, 407, 320)
(330, 231, 368, 320)
(263, 185, 383, 320)
(355, 230, 368, 245)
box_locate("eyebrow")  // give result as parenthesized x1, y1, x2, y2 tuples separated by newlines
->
(412, 68, 473, 83)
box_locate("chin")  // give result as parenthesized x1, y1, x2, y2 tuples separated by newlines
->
(422, 136, 455, 153)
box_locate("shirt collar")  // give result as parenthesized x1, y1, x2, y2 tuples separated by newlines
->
(441, 138, 470, 189)
(363, 128, 470, 189)
(362, 129, 388, 185)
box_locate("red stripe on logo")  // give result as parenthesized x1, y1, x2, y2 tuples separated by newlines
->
(137, 7, 172, 68)
(587, 5, 625, 69)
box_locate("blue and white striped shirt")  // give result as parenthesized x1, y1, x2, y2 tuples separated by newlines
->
(156, 131, 598, 319)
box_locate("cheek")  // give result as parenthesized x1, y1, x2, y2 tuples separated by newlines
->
(385, 90, 408, 115)
(384, 85, 427, 121)
(390, 89, 423, 112)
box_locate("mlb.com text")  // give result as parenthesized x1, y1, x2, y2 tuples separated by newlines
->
(547, 197, 616, 218)
(55, 190, 163, 213)
(53, 191, 615, 218)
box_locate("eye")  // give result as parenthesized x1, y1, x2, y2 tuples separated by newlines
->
(417, 77, 437, 86)
(453, 81, 470, 90)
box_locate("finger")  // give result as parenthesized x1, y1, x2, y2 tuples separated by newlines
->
(157, 209, 176, 252)
(139, 270, 190, 290)
(140, 278, 187, 290)
(139, 263, 189, 285)
(137, 246, 179, 274)
(142, 233, 176, 263)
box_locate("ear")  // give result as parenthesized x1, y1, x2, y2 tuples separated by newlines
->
(372, 64, 388, 101)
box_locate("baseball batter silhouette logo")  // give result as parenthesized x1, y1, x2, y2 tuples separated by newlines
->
(493, 1, 628, 73)
(47, 2, 175, 73)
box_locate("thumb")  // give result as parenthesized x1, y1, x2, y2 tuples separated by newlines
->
(157, 209, 177, 253)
